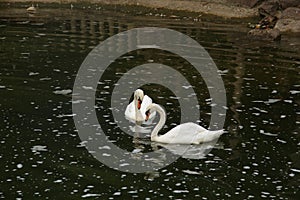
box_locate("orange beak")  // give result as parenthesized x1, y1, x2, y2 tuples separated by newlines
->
(137, 99, 142, 109)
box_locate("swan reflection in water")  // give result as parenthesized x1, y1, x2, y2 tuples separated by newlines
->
(142, 139, 224, 180)
(151, 140, 224, 160)
(132, 136, 223, 161)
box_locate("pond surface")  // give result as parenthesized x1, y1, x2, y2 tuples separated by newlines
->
(0, 4, 299, 199)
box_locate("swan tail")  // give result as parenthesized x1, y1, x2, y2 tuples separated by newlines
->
(209, 130, 224, 137)
(197, 129, 224, 143)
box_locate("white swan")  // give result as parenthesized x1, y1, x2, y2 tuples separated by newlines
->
(125, 89, 155, 123)
(145, 103, 224, 144)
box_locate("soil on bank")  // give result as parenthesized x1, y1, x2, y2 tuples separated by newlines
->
(0, 0, 258, 18)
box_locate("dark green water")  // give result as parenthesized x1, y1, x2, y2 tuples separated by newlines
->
(0, 4, 299, 199)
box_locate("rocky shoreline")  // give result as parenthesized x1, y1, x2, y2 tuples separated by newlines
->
(247, 0, 300, 40)
(0, 0, 259, 18)
(2, 0, 300, 39)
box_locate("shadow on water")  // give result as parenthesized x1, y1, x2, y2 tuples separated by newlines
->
(0, 3, 299, 199)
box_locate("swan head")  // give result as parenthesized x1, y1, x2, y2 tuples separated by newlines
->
(134, 89, 144, 110)
(145, 103, 163, 121)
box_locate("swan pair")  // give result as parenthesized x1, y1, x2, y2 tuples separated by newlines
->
(125, 89, 224, 144)
(125, 89, 156, 123)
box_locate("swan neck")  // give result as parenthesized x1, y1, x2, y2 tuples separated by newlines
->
(151, 104, 166, 141)
(134, 98, 138, 110)
(133, 98, 143, 122)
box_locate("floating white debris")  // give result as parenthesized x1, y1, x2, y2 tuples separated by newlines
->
(252, 100, 264, 103)
(243, 166, 250, 170)
(290, 90, 300, 95)
(253, 107, 268, 113)
(98, 145, 111, 150)
(77, 141, 87, 148)
(289, 173, 295, 177)
(40, 77, 52, 81)
(137, 44, 160, 48)
(218, 69, 228, 75)
(82, 86, 94, 90)
(271, 90, 277, 94)
(182, 170, 201, 175)
(56, 114, 75, 118)
(72, 100, 86, 104)
(264, 99, 281, 104)
(119, 163, 129, 167)
(244, 77, 255, 81)
(113, 192, 121, 196)
(261, 191, 270, 195)
(291, 168, 300, 173)
(132, 149, 142, 154)
(82, 194, 101, 198)
(53, 89, 72, 95)
(31, 145, 47, 153)
(173, 190, 189, 193)
(17, 164, 23, 169)
(182, 85, 192, 89)
(259, 130, 278, 137)
(277, 139, 287, 144)
(29, 72, 39, 76)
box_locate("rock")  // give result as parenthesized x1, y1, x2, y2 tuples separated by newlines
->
(258, 0, 281, 17)
(280, 7, 300, 20)
(278, 0, 300, 10)
(275, 7, 300, 32)
(256, 15, 278, 29)
(275, 19, 300, 32)
(229, 0, 261, 8)
(248, 28, 281, 40)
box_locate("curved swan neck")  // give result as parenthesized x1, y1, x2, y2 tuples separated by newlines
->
(134, 98, 143, 122)
(151, 104, 166, 141)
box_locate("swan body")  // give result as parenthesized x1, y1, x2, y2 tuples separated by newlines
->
(146, 103, 224, 144)
(125, 89, 155, 123)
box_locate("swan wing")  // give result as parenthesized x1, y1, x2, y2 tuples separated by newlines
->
(140, 95, 156, 119)
(156, 123, 204, 144)
(140, 95, 152, 114)
(141, 95, 152, 109)
(125, 101, 135, 120)
(125, 100, 149, 122)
